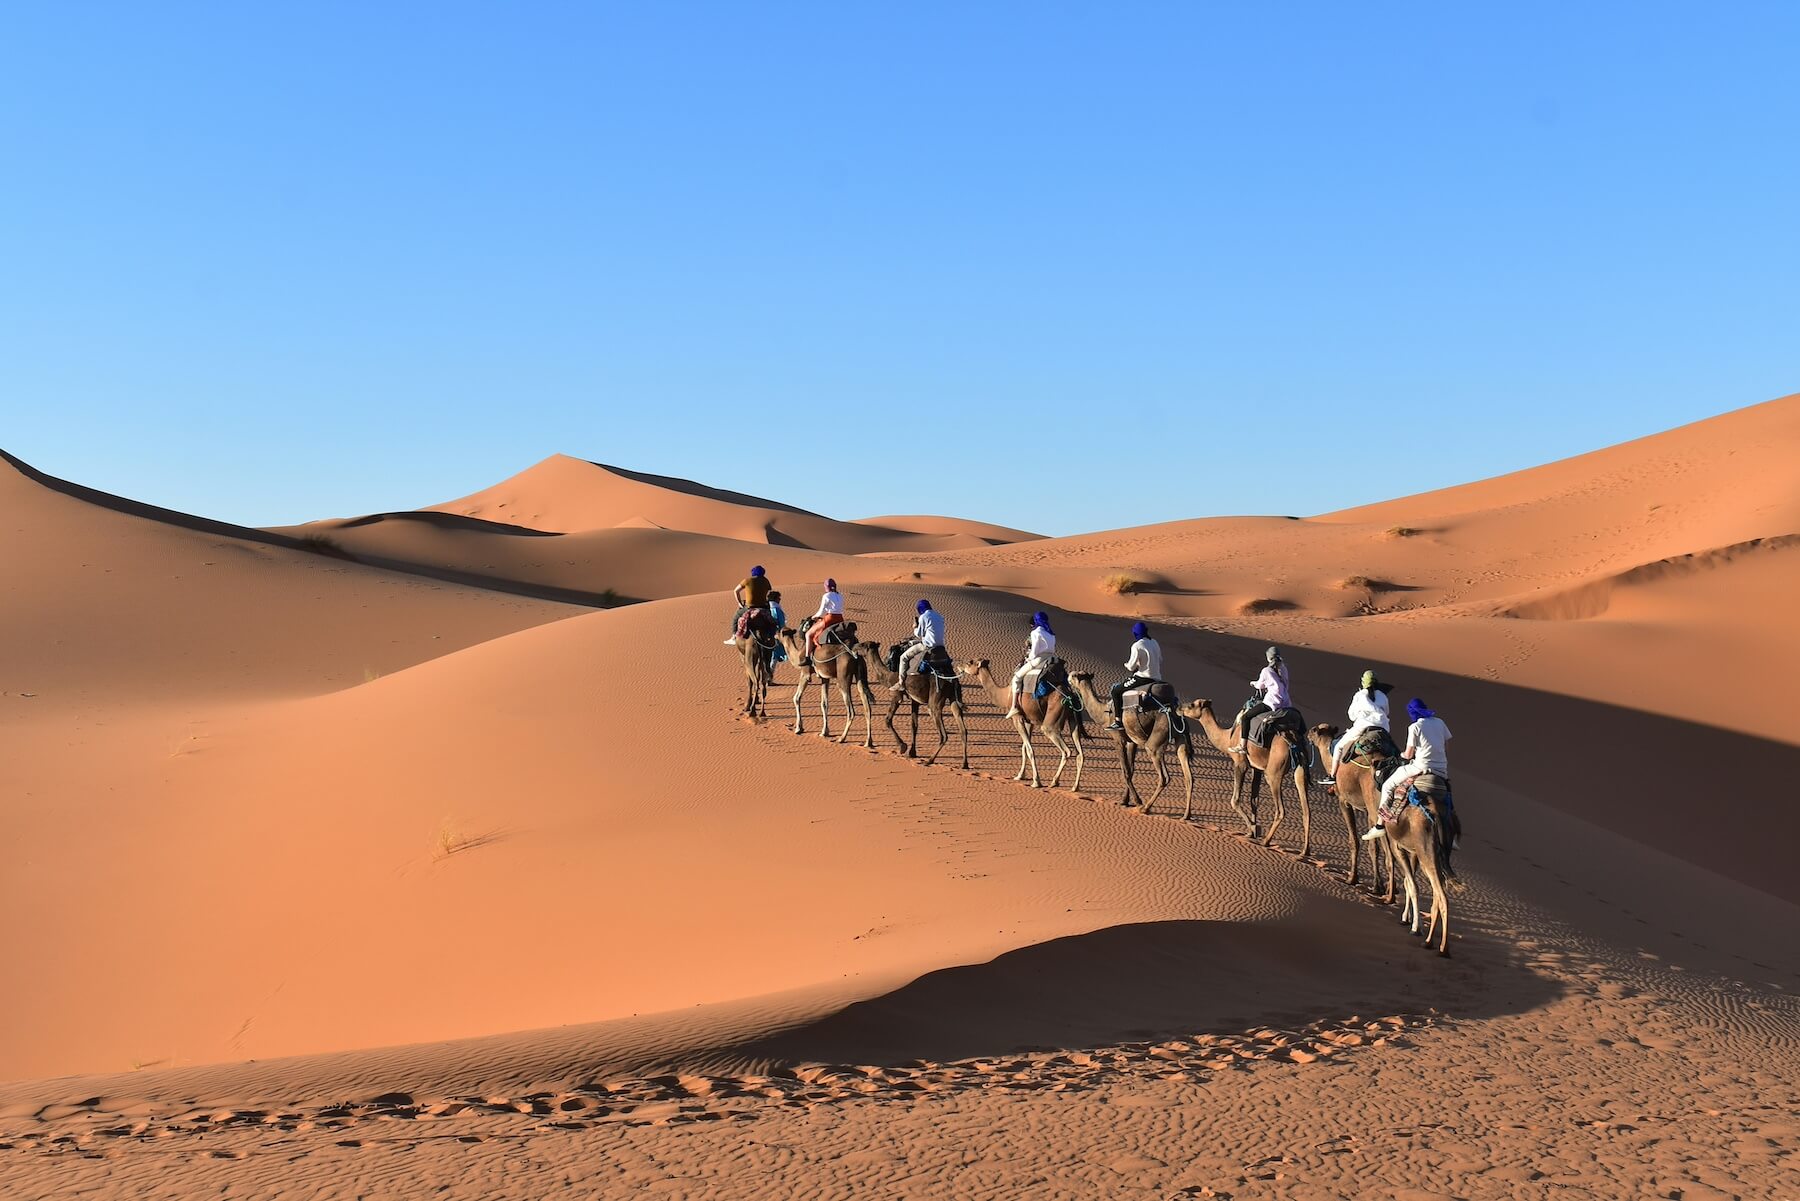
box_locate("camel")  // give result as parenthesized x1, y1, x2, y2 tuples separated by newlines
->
(1066, 673, 1194, 818)
(777, 623, 874, 747)
(730, 617, 779, 718)
(1306, 724, 1397, 900)
(1388, 798, 1452, 954)
(852, 642, 970, 770)
(1306, 724, 1452, 952)
(962, 658, 1086, 791)
(1180, 698, 1312, 858)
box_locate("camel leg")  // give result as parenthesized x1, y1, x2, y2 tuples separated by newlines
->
(1397, 848, 1420, 931)
(1292, 765, 1312, 859)
(884, 696, 908, 755)
(859, 681, 876, 749)
(909, 701, 920, 759)
(1227, 759, 1256, 837)
(835, 682, 858, 744)
(956, 701, 969, 770)
(1144, 734, 1170, 815)
(1070, 726, 1085, 793)
(1261, 754, 1284, 848)
(923, 700, 947, 766)
(1176, 741, 1194, 821)
(1247, 768, 1268, 842)
(1421, 854, 1449, 954)
(1340, 796, 1362, 886)
(1014, 718, 1037, 785)
(1044, 725, 1068, 789)
(790, 675, 809, 734)
(1119, 740, 1140, 808)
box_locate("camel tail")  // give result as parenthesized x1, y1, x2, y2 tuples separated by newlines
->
(1435, 801, 1461, 881)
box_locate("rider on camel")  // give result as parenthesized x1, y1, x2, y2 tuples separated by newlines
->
(891, 599, 945, 691)
(1003, 611, 1056, 718)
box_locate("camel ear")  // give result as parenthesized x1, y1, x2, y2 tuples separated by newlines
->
(979, 659, 990, 668)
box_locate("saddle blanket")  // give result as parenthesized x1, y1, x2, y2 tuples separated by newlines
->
(1124, 682, 1178, 713)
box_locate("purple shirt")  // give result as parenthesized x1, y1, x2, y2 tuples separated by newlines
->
(1254, 663, 1290, 710)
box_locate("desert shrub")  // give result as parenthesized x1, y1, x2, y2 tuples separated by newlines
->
(297, 532, 351, 558)
(1100, 573, 1146, 595)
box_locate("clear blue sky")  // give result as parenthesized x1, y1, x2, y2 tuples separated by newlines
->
(3, 2, 1795, 535)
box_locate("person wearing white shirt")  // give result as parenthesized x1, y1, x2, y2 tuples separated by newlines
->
(1107, 621, 1163, 729)
(1228, 646, 1291, 752)
(892, 599, 947, 690)
(1003, 612, 1058, 717)
(801, 578, 846, 665)
(1364, 698, 1453, 840)
(1324, 669, 1392, 781)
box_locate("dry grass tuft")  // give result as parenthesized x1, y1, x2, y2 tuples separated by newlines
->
(297, 532, 351, 557)
(433, 818, 506, 861)
(1384, 526, 1421, 539)
(1341, 575, 1375, 589)
(1100, 573, 1147, 595)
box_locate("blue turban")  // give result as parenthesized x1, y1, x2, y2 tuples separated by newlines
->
(916, 599, 932, 614)
(1032, 611, 1054, 633)
(1407, 698, 1435, 721)
(750, 565, 765, 578)
(1131, 621, 1148, 639)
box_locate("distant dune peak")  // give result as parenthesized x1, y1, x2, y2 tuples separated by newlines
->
(574, 458, 824, 518)
(422, 454, 1040, 553)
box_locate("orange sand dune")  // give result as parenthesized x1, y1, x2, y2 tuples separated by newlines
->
(0, 451, 582, 709)
(913, 392, 1800, 742)
(3, 399, 1797, 1199)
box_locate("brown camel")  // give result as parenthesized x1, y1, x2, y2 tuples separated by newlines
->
(730, 618, 779, 718)
(852, 642, 970, 770)
(777, 623, 874, 747)
(1180, 698, 1312, 858)
(1307, 724, 1396, 900)
(962, 658, 1086, 791)
(1067, 673, 1194, 818)
(1389, 801, 1452, 954)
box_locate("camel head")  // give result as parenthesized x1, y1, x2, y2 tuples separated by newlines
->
(1310, 722, 1341, 753)
(857, 641, 882, 660)
(1179, 698, 1214, 719)
(954, 658, 987, 678)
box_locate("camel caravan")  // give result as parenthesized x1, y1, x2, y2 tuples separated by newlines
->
(726, 571, 1464, 955)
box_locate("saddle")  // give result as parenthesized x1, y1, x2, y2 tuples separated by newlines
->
(1410, 771, 1451, 798)
(1347, 726, 1401, 766)
(1127, 681, 1179, 713)
(920, 645, 953, 673)
(736, 606, 774, 640)
(1026, 657, 1070, 699)
(1248, 705, 1304, 748)
(818, 620, 856, 648)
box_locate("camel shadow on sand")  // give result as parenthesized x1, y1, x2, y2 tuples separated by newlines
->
(738, 913, 1566, 1071)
